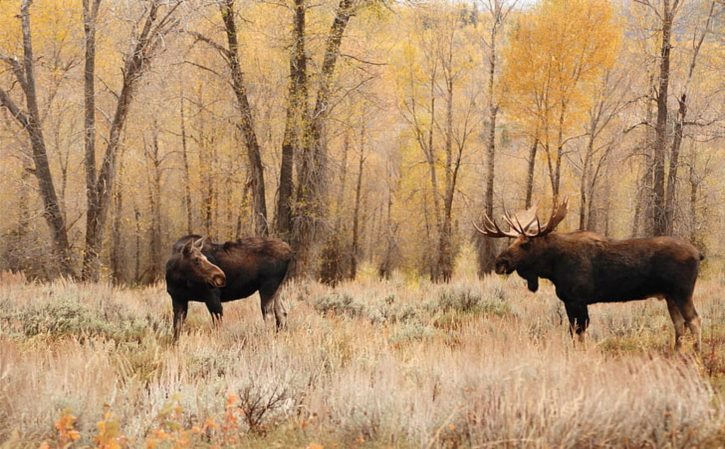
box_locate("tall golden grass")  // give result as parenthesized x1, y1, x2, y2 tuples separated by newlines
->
(0, 269, 723, 448)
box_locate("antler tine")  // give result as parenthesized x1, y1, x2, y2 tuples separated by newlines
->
(502, 206, 523, 234)
(494, 214, 520, 237)
(483, 214, 502, 234)
(473, 216, 505, 237)
(473, 211, 519, 238)
(539, 197, 569, 236)
(517, 203, 539, 233)
(524, 216, 542, 237)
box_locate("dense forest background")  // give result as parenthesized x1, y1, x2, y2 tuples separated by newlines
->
(0, 0, 722, 283)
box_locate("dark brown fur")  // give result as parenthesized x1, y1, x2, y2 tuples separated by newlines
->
(165, 235, 292, 340)
(494, 232, 703, 351)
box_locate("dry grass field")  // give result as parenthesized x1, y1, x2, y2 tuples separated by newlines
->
(1, 268, 724, 448)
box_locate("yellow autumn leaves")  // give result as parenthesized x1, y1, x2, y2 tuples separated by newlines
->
(501, 0, 621, 146)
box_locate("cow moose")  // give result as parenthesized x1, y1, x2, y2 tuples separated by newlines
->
(475, 198, 704, 351)
(165, 234, 292, 340)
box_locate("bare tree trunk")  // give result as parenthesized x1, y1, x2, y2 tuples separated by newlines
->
(276, 0, 308, 239)
(437, 67, 455, 282)
(524, 138, 538, 209)
(220, 0, 268, 236)
(688, 147, 700, 243)
(579, 138, 592, 230)
(379, 160, 398, 279)
(202, 136, 215, 237)
(663, 96, 684, 235)
(0, 0, 75, 276)
(350, 121, 365, 279)
(549, 103, 568, 203)
(632, 71, 657, 237)
(82, 0, 101, 279)
(425, 70, 442, 235)
(83, 0, 180, 280)
(652, 0, 677, 236)
(133, 204, 142, 283)
(335, 128, 350, 229)
(180, 95, 193, 234)
(663, 0, 715, 235)
(602, 174, 612, 236)
(110, 150, 124, 284)
(144, 131, 163, 281)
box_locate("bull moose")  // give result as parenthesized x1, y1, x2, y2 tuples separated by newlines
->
(475, 199, 704, 351)
(165, 234, 292, 340)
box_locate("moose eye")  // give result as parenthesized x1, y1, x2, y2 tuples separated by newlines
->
(520, 240, 531, 250)
(193, 258, 202, 266)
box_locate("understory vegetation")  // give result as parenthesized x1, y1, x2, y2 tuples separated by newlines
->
(1, 270, 724, 448)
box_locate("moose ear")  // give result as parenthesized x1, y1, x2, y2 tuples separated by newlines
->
(193, 236, 205, 250)
(181, 239, 194, 256)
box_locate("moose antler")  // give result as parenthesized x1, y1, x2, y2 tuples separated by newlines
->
(529, 197, 568, 237)
(474, 198, 568, 238)
(473, 211, 521, 238)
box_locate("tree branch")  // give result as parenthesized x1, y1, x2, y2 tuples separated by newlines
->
(187, 31, 231, 61)
(0, 87, 30, 128)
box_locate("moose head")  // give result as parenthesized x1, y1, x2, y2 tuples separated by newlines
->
(177, 237, 226, 288)
(474, 198, 569, 291)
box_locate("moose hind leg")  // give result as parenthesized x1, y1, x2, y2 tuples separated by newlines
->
(679, 298, 702, 353)
(260, 282, 287, 330)
(564, 302, 590, 344)
(666, 298, 686, 352)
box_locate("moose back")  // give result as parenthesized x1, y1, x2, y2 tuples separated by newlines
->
(165, 234, 292, 340)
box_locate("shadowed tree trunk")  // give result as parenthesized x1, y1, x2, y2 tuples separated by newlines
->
(276, 0, 308, 239)
(291, 0, 358, 277)
(651, 0, 678, 236)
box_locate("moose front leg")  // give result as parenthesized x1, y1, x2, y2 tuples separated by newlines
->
(172, 299, 188, 342)
(564, 302, 590, 344)
(204, 291, 224, 328)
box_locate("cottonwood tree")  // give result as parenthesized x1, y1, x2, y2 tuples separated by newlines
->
(398, 1, 480, 281)
(289, 0, 375, 277)
(501, 0, 620, 204)
(276, 0, 308, 240)
(81, 0, 181, 281)
(632, 0, 720, 236)
(0, 0, 76, 275)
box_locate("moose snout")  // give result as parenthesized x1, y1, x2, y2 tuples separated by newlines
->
(211, 273, 226, 288)
(494, 258, 514, 275)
